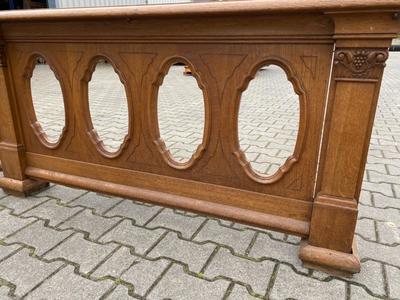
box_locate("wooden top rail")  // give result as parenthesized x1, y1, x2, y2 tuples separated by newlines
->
(0, 0, 399, 22)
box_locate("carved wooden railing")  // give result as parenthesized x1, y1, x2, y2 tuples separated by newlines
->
(0, 0, 399, 275)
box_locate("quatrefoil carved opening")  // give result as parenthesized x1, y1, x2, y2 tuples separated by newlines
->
(82, 56, 131, 159)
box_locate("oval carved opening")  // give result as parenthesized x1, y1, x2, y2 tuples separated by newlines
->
(87, 58, 129, 156)
(238, 64, 300, 179)
(156, 62, 206, 168)
(30, 57, 66, 147)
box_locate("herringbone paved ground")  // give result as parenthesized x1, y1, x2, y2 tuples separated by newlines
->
(0, 53, 399, 299)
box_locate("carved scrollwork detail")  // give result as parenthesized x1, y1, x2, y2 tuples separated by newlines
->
(334, 49, 388, 78)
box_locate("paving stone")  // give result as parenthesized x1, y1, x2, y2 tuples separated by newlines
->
(204, 248, 275, 295)
(0, 196, 48, 215)
(376, 221, 400, 245)
(0, 209, 35, 239)
(349, 260, 386, 296)
(194, 220, 254, 254)
(146, 208, 205, 239)
(147, 264, 229, 300)
(147, 232, 215, 273)
(358, 205, 400, 223)
(368, 170, 400, 185)
(227, 284, 259, 299)
(99, 219, 165, 254)
(5, 220, 72, 256)
(359, 190, 373, 206)
(69, 192, 121, 214)
(26, 265, 114, 300)
(58, 209, 121, 240)
(249, 232, 306, 272)
(91, 246, 134, 278)
(0, 248, 63, 297)
(45, 233, 118, 273)
(106, 285, 131, 299)
(357, 237, 400, 267)
(105, 199, 161, 225)
(121, 257, 170, 296)
(349, 284, 380, 300)
(373, 193, 400, 209)
(362, 182, 395, 197)
(233, 223, 286, 240)
(0, 244, 21, 261)
(270, 264, 346, 300)
(386, 265, 400, 299)
(35, 185, 87, 204)
(22, 199, 82, 227)
(0, 286, 10, 298)
(356, 219, 377, 241)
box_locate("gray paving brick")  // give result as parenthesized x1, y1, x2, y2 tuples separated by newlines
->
(0, 248, 63, 297)
(0, 196, 48, 215)
(121, 257, 170, 296)
(146, 208, 205, 239)
(0, 209, 35, 239)
(204, 248, 275, 295)
(26, 265, 114, 300)
(386, 265, 400, 299)
(270, 264, 346, 300)
(147, 232, 215, 273)
(58, 209, 121, 240)
(0, 286, 10, 298)
(147, 264, 229, 300)
(5, 220, 72, 256)
(373, 193, 400, 209)
(376, 221, 400, 245)
(356, 219, 377, 241)
(233, 223, 287, 240)
(45, 233, 117, 273)
(91, 246, 134, 278)
(22, 199, 82, 227)
(99, 219, 165, 254)
(359, 190, 373, 206)
(350, 260, 386, 296)
(249, 232, 306, 272)
(358, 205, 400, 223)
(357, 237, 400, 267)
(105, 199, 161, 225)
(35, 185, 87, 204)
(105, 285, 131, 299)
(362, 182, 395, 197)
(0, 244, 20, 261)
(350, 284, 381, 300)
(227, 284, 259, 299)
(69, 192, 121, 214)
(194, 220, 254, 254)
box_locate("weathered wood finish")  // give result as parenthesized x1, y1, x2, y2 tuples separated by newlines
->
(0, 0, 399, 275)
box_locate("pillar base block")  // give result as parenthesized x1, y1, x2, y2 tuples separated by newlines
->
(299, 238, 360, 277)
(0, 176, 49, 197)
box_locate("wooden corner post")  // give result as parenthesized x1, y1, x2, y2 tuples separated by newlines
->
(0, 41, 49, 196)
(299, 11, 400, 276)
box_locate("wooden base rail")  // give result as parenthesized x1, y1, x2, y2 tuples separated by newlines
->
(0, 0, 399, 276)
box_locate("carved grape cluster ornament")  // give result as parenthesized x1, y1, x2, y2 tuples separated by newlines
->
(334, 49, 388, 78)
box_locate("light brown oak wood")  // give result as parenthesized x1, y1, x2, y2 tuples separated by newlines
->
(0, 0, 399, 276)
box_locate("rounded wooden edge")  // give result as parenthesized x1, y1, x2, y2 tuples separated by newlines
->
(25, 166, 310, 237)
(0, 177, 49, 197)
(298, 238, 361, 276)
(1, 0, 400, 22)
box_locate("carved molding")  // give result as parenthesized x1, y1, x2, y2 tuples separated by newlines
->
(334, 49, 388, 79)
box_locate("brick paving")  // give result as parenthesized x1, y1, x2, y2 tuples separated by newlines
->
(0, 52, 399, 299)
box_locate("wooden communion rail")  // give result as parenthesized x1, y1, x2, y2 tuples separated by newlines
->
(0, 0, 399, 276)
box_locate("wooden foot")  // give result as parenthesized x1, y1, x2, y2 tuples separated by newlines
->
(298, 238, 360, 277)
(0, 177, 49, 197)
